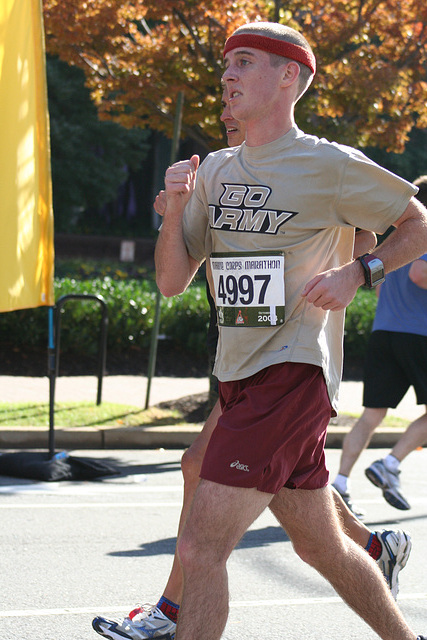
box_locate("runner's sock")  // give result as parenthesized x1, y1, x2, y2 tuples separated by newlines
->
(157, 596, 180, 623)
(383, 454, 400, 474)
(333, 473, 349, 494)
(365, 532, 382, 561)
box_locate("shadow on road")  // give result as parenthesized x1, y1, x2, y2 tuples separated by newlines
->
(108, 525, 290, 558)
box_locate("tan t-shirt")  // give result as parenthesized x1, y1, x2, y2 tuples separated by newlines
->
(182, 126, 417, 411)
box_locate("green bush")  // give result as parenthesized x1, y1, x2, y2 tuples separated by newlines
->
(344, 287, 377, 359)
(0, 275, 210, 358)
(0, 263, 377, 362)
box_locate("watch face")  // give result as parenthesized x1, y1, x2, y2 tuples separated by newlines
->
(368, 258, 385, 286)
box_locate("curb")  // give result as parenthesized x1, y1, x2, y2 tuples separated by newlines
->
(325, 425, 407, 448)
(0, 423, 408, 450)
(0, 425, 203, 450)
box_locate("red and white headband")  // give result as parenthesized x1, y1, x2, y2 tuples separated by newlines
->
(223, 33, 316, 75)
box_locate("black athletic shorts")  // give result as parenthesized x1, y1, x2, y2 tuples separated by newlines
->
(363, 330, 427, 408)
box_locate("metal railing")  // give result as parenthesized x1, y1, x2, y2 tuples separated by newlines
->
(48, 294, 108, 456)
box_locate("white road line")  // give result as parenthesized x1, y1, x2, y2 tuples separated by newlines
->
(0, 483, 183, 494)
(0, 606, 129, 618)
(2, 481, 424, 507)
(0, 502, 183, 508)
(1, 593, 426, 618)
(231, 593, 427, 606)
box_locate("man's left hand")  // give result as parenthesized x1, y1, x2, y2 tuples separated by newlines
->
(301, 262, 364, 311)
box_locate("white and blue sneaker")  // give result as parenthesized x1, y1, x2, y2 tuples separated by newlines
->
(92, 604, 176, 640)
(365, 459, 410, 510)
(376, 529, 412, 599)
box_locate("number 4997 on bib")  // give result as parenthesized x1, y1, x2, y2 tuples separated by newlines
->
(210, 251, 285, 328)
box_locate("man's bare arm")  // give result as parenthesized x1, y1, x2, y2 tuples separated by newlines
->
(155, 155, 200, 297)
(373, 197, 427, 272)
(302, 197, 427, 311)
(409, 259, 427, 289)
(353, 230, 376, 258)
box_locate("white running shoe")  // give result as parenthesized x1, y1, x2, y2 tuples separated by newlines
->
(376, 529, 412, 599)
(92, 604, 176, 640)
(365, 459, 410, 510)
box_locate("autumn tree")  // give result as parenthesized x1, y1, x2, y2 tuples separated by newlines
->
(43, 0, 427, 152)
(294, 0, 427, 151)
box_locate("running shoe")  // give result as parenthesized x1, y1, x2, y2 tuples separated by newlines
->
(375, 529, 412, 599)
(331, 482, 366, 520)
(365, 459, 411, 510)
(92, 604, 176, 640)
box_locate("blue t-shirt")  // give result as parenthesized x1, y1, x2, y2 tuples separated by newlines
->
(372, 254, 427, 337)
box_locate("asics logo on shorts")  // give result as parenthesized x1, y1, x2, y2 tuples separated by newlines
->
(230, 460, 250, 472)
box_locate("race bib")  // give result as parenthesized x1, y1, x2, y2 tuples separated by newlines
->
(210, 251, 285, 327)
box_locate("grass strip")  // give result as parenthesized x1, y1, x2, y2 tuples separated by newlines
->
(332, 412, 409, 430)
(0, 402, 184, 428)
(0, 403, 409, 430)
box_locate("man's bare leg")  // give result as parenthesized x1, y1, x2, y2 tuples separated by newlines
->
(364, 408, 427, 510)
(270, 485, 416, 640)
(176, 479, 272, 640)
(162, 401, 404, 604)
(161, 400, 221, 604)
(390, 408, 427, 462)
(332, 485, 370, 547)
(338, 407, 387, 477)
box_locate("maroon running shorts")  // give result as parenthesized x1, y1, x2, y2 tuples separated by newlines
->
(200, 362, 332, 494)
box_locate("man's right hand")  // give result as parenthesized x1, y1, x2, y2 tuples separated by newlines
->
(154, 154, 201, 297)
(164, 154, 200, 214)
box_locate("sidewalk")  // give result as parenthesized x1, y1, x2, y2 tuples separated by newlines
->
(0, 374, 208, 407)
(0, 374, 422, 450)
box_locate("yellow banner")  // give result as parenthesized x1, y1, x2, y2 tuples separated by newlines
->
(0, 0, 54, 312)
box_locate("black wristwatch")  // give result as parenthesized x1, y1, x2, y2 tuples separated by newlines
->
(356, 253, 385, 288)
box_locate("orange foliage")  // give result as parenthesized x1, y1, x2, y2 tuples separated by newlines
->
(43, 0, 427, 152)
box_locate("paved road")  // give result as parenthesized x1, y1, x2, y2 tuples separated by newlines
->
(0, 447, 426, 640)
